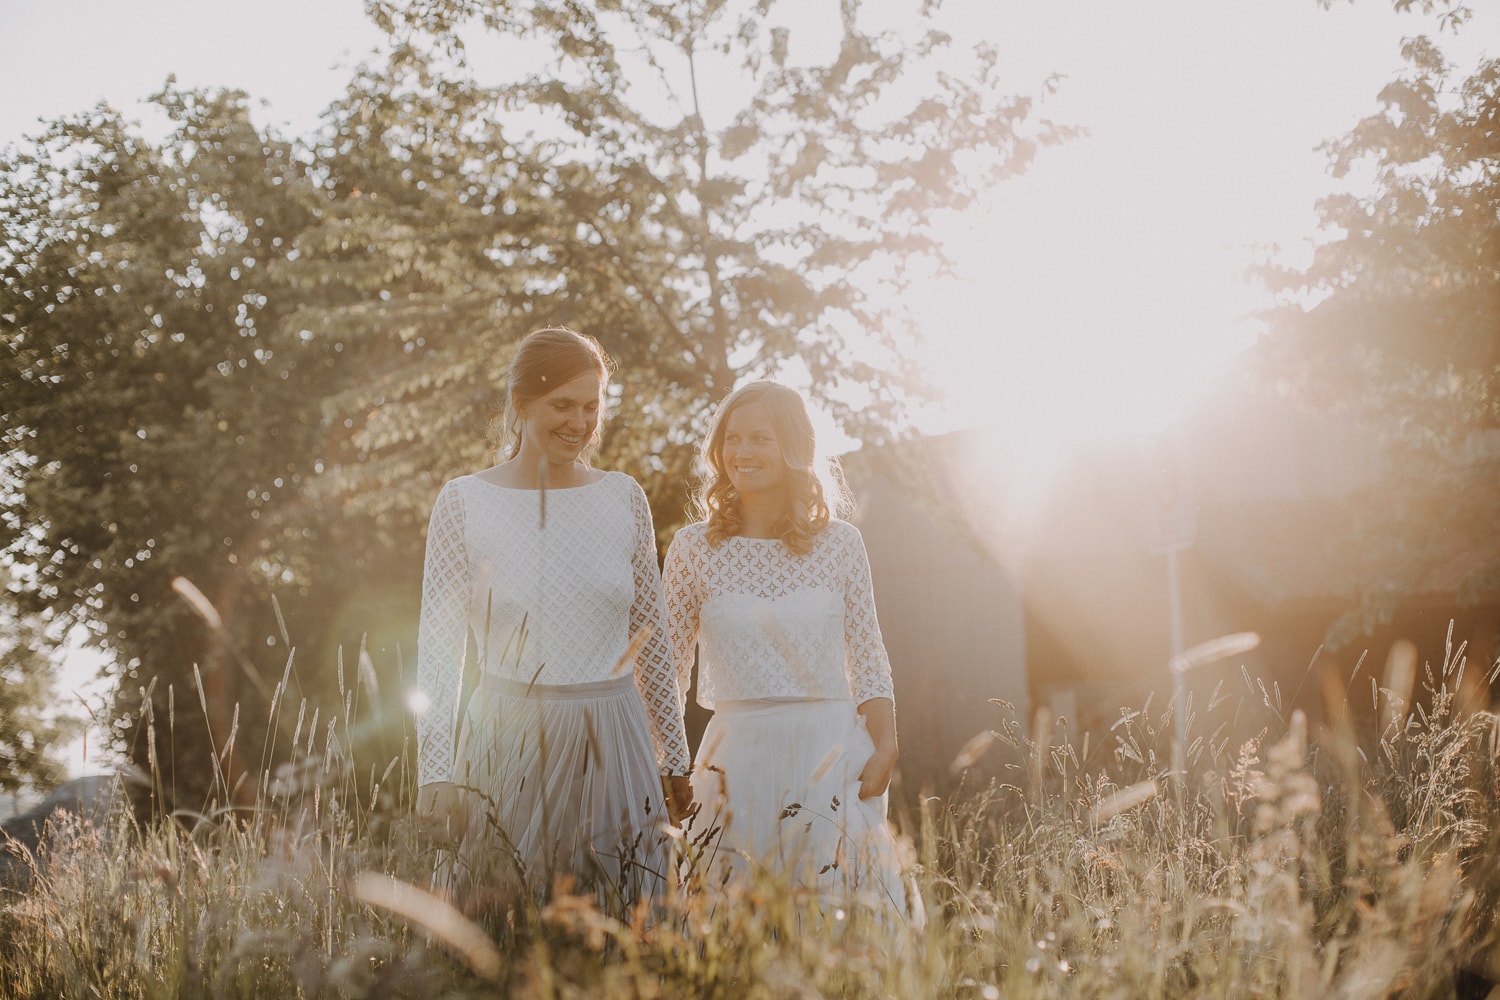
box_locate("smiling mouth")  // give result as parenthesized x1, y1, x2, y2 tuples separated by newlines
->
(556, 433, 583, 445)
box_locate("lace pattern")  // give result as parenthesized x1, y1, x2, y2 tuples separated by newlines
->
(415, 471, 690, 783)
(662, 520, 896, 709)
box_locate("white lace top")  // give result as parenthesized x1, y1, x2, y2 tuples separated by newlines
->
(662, 519, 896, 709)
(415, 471, 690, 783)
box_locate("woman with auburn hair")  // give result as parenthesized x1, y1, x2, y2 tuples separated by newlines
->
(414, 327, 692, 908)
(664, 380, 920, 923)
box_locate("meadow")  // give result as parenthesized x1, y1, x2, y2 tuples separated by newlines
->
(3, 630, 1498, 999)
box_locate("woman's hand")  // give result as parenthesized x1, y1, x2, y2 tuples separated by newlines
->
(857, 741, 898, 799)
(665, 774, 696, 825)
(856, 697, 899, 799)
(415, 781, 468, 842)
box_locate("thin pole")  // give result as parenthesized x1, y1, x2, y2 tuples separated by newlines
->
(1167, 546, 1187, 772)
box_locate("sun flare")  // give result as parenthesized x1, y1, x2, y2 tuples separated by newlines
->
(898, 153, 1267, 528)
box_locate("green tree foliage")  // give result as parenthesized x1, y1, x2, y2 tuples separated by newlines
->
(1, 1, 1063, 816)
(0, 90, 410, 816)
(1259, 21, 1499, 642)
(0, 575, 78, 794)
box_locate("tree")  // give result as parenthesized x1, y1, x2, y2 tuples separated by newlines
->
(1, 0, 1065, 816)
(342, 0, 1071, 531)
(1258, 12, 1499, 644)
(0, 569, 78, 794)
(0, 89, 413, 816)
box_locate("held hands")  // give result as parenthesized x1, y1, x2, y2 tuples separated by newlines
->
(415, 781, 468, 843)
(664, 774, 696, 825)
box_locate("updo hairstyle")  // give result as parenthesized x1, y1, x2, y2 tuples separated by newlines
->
(498, 327, 614, 461)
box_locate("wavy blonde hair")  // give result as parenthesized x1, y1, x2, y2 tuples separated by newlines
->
(497, 327, 614, 462)
(694, 381, 852, 555)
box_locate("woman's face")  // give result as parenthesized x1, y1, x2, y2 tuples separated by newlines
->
(517, 370, 603, 466)
(721, 400, 789, 499)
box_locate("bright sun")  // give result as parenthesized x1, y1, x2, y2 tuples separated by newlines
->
(898, 136, 1271, 526)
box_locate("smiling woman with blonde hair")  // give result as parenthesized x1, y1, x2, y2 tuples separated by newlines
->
(694, 380, 851, 554)
(664, 379, 921, 926)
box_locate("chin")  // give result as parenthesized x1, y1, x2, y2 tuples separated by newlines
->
(546, 439, 585, 461)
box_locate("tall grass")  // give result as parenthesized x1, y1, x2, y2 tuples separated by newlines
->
(4, 629, 1499, 998)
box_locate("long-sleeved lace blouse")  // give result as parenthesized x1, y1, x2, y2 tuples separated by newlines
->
(662, 519, 896, 709)
(415, 471, 690, 784)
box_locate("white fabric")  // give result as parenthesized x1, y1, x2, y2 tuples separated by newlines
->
(690, 699, 920, 921)
(662, 520, 896, 708)
(665, 520, 918, 923)
(439, 674, 671, 901)
(416, 470, 690, 786)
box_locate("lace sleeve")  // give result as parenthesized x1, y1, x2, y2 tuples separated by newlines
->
(841, 525, 896, 705)
(661, 526, 700, 712)
(625, 481, 691, 776)
(415, 480, 470, 786)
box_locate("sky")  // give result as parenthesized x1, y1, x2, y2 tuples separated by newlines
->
(908, 0, 1491, 485)
(1, 0, 1494, 774)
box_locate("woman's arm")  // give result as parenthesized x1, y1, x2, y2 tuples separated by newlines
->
(624, 480, 693, 789)
(856, 697, 899, 799)
(840, 524, 899, 798)
(660, 527, 705, 823)
(414, 481, 473, 833)
(660, 527, 701, 713)
(414, 480, 470, 791)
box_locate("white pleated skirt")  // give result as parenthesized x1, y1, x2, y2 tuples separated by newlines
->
(441, 673, 671, 905)
(690, 698, 921, 924)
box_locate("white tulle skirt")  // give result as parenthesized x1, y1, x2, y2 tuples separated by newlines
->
(441, 674, 671, 905)
(689, 698, 921, 924)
